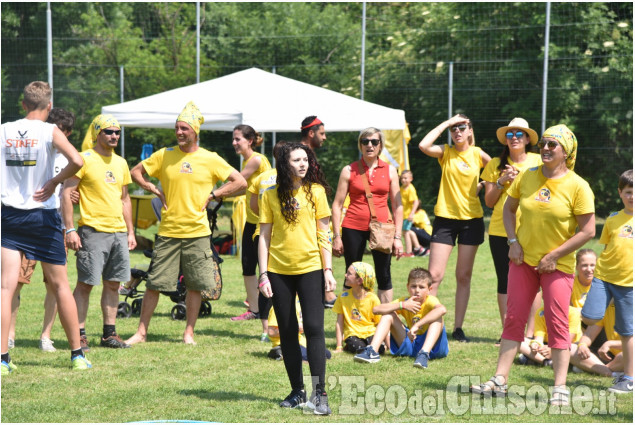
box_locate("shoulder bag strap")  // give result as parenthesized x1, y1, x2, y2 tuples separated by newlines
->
(358, 160, 378, 220)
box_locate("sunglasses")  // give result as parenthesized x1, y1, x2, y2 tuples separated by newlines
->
(360, 138, 381, 146)
(450, 124, 468, 132)
(102, 129, 121, 136)
(506, 131, 525, 139)
(538, 139, 559, 150)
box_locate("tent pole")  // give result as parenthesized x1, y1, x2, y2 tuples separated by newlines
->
(47, 2, 53, 105)
(120, 65, 125, 158)
(360, 2, 367, 100)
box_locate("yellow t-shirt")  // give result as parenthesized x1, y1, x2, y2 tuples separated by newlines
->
(480, 153, 542, 237)
(268, 297, 306, 348)
(508, 166, 595, 274)
(570, 276, 591, 311)
(412, 209, 433, 235)
(594, 210, 633, 287)
(596, 303, 621, 355)
(332, 290, 381, 340)
(434, 144, 484, 220)
(244, 152, 271, 224)
(400, 184, 418, 220)
(247, 168, 277, 239)
(394, 294, 442, 336)
(142, 146, 234, 238)
(533, 306, 582, 344)
(261, 183, 331, 274)
(76, 149, 131, 233)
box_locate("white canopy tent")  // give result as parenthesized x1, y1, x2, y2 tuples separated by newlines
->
(101, 67, 406, 132)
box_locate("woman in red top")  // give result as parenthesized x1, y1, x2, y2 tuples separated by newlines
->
(332, 128, 403, 303)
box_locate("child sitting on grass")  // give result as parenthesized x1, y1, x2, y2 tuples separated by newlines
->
(517, 305, 581, 367)
(354, 267, 448, 369)
(268, 297, 331, 361)
(333, 262, 383, 354)
(571, 301, 623, 377)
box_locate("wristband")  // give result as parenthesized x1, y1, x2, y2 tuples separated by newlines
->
(211, 190, 217, 200)
(324, 267, 332, 273)
(529, 339, 541, 347)
(258, 280, 269, 288)
(336, 346, 343, 350)
(399, 301, 403, 310)
(577, 342, 587, 348)
(259, 271, 268, 278)
(66, 228, 76, 234)
(394, 235, 402, 239)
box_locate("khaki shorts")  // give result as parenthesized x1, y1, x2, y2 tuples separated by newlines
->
(146, 235, 217, 293)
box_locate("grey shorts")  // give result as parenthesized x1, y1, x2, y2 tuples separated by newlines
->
(146, 235, 217, 293)
(76, 226, 131, 286)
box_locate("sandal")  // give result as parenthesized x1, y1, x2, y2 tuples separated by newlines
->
(470, 375, 507, 397)
(549, 386, 569, 406)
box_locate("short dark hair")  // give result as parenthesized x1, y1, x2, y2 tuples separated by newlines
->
(46, 108, 76, 133)
(407, 267, 432, 287)
(301, 115, 323, 138)
(619, 169, 633, 190)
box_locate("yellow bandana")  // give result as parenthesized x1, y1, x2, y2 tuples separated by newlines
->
(176, 101, 204, 135)
(542, 124, 578, 170)
(351, 261, 376, 292)
(89, 114, 120, 142)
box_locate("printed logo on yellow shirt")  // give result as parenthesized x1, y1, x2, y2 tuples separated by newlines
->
(535, 187, 551, 203)
(290, 197, 301, 210)
(352, 308, 362, 321)
(458, 161, 470, 171)
(619, 224, 633, 239)
(105, 170, 116, 183)
(180, 161, 193, 174)
(412, 316, 420, 325)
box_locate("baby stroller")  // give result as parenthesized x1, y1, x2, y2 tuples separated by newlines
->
(117, 198, 224, 321)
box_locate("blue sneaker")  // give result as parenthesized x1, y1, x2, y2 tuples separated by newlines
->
(413, 351, 429, 369)
(354, 346, 380, 363)
(1, 360, 17, 376)
(608, 375, 633, 394)
(71, 355, 92, 370)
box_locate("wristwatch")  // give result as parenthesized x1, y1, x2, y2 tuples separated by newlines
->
(211, 191, 217, 200)
(496, 179, 505, 190)
(507, 238, 518, 246)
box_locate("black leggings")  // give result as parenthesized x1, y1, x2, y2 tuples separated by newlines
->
(342, 227, 392, 291)
(489, 235, 510, 295)
(241, 222, 258, 276)
(269, 270, 326, 392)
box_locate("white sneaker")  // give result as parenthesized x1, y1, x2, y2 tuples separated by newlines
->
(571, 366, 584, 373)
(8, 338, 15, 349)
(39, 337, 56, 352)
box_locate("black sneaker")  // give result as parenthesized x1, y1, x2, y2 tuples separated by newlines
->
(268, 346, 283, 361)
(324, 296, 337, 309)
(280, 388, 306, 408)
(100, 334, 131, 349)
(310, 391, 332, 415)
(452, 327, 470, 343)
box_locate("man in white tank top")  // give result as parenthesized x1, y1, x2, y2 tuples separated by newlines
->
(1, 81, 89, 374)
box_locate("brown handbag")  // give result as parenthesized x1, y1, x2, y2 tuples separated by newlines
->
(358, 160, 395, 254)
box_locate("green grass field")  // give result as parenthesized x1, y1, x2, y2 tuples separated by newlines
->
(1, 221, 632, 423)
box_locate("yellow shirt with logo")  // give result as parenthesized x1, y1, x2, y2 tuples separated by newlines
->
(333, 290, 381, 340)
(142, 146, 234, 238)
(76, 149, 131, 233)
(570, 276, 591, 311)
(394, 294, 443, 335)
(507, 166, 595, 274)
(480, 153, 542, 237)
(596, 303, 621, 355)
(594, 210, 633, 287)
(247, 168, 277, 238)
(268, 297, 306, 348)
(412, 209, 433, 235)
(434, 144, 484, 220)
(533, 306, 582, 344)
(244, 152, 271, 224)
(400, 183, 418, 220)
(261, 183, 331, 275)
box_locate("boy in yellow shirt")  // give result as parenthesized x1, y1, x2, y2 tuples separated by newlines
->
(581, 169, 633, 394)
(354, 268, 448, 369)
(333, 262, 383, 354)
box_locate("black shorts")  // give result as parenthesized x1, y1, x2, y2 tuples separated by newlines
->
(241, 222, 258, 276)
(430, 216, 484, 246)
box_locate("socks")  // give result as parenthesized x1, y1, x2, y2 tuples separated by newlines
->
(103, 324, 116, 338)
(79, 328, 86, 337)
(1, 352, 10, 363)
(71, 348, 84, 359)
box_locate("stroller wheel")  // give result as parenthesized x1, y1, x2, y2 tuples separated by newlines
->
(117, 302, 132, 318)
(199, 301, 212, 317)
(171, 303, 187, 321)
(131, 299, 142, 316)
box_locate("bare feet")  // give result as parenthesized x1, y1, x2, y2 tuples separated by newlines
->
(183, 334, 197, 345)
(125, 333, 146, 346)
